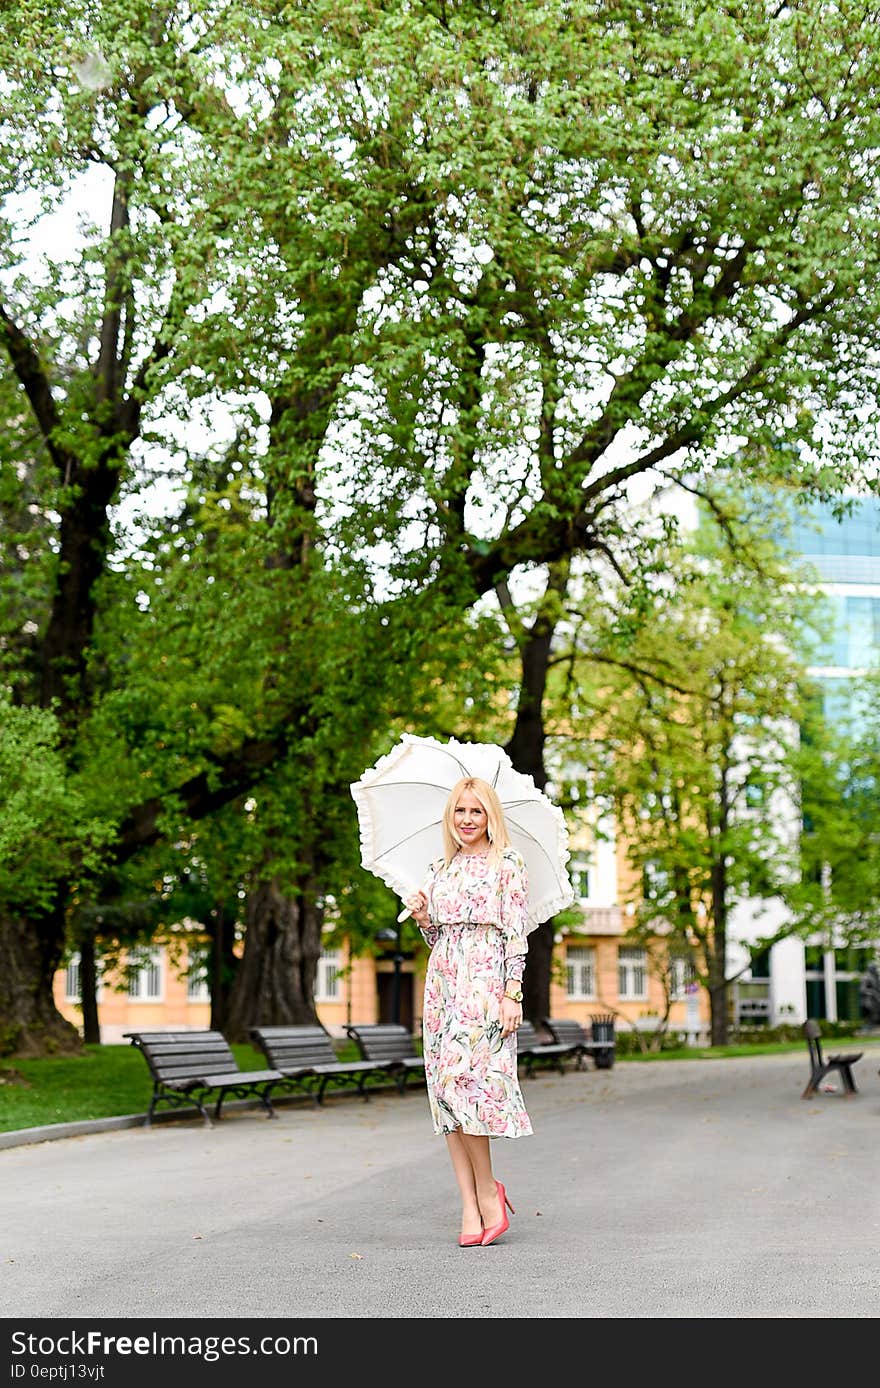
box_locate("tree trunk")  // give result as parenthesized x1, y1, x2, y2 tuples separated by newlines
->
(709, 981, 729, 1046)
(709, 860, 730, 1045)
(209, 900, 240, 1034)
(501, 561, 570, 1025)
(0, 900, 83, 1057)
(522, 920, 554, 1028)
(223, 877, 324, 1041)
(78, 926, 101, 1045)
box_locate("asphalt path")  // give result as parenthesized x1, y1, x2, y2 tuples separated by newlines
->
(2, 1046, 879, 1341)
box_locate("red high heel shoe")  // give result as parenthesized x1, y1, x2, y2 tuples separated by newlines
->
(458, 1230, 483, 1247)
(480, 1180, 515, 1246)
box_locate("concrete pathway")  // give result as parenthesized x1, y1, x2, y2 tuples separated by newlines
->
(2, 1047, 879, 1332)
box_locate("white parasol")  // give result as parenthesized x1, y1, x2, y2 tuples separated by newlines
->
(350, 733, 575, 932)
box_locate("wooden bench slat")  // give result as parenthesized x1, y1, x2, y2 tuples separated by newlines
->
(542, 1017, 616, 1070)
(250, 1025, 390, 1105)
(124, 1030, 283, 1126)
(515, 1020, 581, 1076)
(197, 1069, 283, 1086)
(345, 1024, 426, 1094)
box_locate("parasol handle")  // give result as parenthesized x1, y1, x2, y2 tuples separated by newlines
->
(396, 906, 411, 924)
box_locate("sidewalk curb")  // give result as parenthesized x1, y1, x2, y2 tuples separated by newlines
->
(0, 1078, 415, 1150)
(0, 1092, 300, 1149)
(0, 1113, 151, 1149)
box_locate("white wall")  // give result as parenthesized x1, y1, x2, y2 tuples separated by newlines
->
(769, 934, 807, 1024)
(728, 896, 806, 1025)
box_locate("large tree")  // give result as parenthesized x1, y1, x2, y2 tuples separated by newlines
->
(561, 496, 836, 1043)
(2, 1, 880, 1053)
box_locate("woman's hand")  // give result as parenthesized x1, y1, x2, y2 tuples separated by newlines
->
(406, 890, 430, 926)
(500, 996, 523, 1039)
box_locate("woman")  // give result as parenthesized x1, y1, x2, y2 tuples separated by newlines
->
(406, 776, 532, 1247)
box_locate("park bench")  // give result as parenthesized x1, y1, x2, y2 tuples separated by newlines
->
(515, 1020, 581, 1076)
(543, 1017, 617, 1070)
(123, 1029, 283, 1126)
(345, 1023, 426, 1094)
(250, 1024, 388, 1105)
(800, 1020, 863, 1099)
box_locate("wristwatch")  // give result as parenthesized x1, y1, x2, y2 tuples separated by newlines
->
(504, 987, 524, 1003)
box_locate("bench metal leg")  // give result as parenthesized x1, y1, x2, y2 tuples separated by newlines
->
(258, 1086, 278, 1118)
(211, 1086, 277, 1121)
(801, 1063, 860, 1098)
(801, 1069, 823, 1099)
(149, 1085, 212, 1127)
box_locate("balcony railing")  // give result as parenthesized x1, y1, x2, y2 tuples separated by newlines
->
(568, 906, 624, 936)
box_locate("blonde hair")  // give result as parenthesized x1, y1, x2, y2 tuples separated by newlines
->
(442, 777, 509, 868)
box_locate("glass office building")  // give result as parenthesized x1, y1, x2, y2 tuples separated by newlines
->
(762, 496, 880, 1022)
(789, 496, 880, 725)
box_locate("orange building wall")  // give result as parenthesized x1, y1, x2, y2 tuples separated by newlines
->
(55, 927, 709, 1047)
(548, 939, 708, 1031)
(53, 945, 211, 1045)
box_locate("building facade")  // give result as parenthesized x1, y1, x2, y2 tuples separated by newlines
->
(729, 496, 880, 1025)
(55, 823, 711, 1046)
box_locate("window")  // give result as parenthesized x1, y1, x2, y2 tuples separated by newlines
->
(186, 946, 210, 1002)
(65, 955, 81, 1002)
(834, 945, 872, 973)
(64, 953, 103, 1003)
(315, 948, 342, 1002)
(836, 978, 862, 1023)
(127, 948, 163, 1001)
(834, 946, 872, 1023)
(569, 858, 591, 901)
(844, 595, 880, 669)
(566, 945, 596, 1000)
(670, 953, 697, 1000)
(618, 947, 648, 1000)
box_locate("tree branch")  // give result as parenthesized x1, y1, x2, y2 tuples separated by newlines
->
(0, 300, 74, 476)
(114, 730, 291, 864)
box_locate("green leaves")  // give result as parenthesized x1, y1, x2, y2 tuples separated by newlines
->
(0, 700, 111, 911)
(555, 488, 830, 1010)
(3, 0, 880, 1039)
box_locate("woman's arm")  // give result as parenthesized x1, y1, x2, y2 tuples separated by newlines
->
(406, 864, 440, 948)
(499, 850, 529, 981)
(499, 851, 529, 1037)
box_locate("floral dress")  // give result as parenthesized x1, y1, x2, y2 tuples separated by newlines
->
(419, 847, 533, 1139)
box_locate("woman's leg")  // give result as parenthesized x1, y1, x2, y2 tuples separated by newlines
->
(458, 1132, 503, 1228)
(445, 1130, 483, 1237)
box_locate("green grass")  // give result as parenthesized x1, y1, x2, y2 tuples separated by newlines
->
(0, 1041, 276, 1133)
(618, 1040, 808, 1062)
(0, 1037, 377, 1133)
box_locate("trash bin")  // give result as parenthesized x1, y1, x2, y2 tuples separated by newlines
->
(591, 1013, 615, 1069)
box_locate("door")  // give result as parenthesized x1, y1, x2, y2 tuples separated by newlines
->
(377, 971, 414, 1031)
